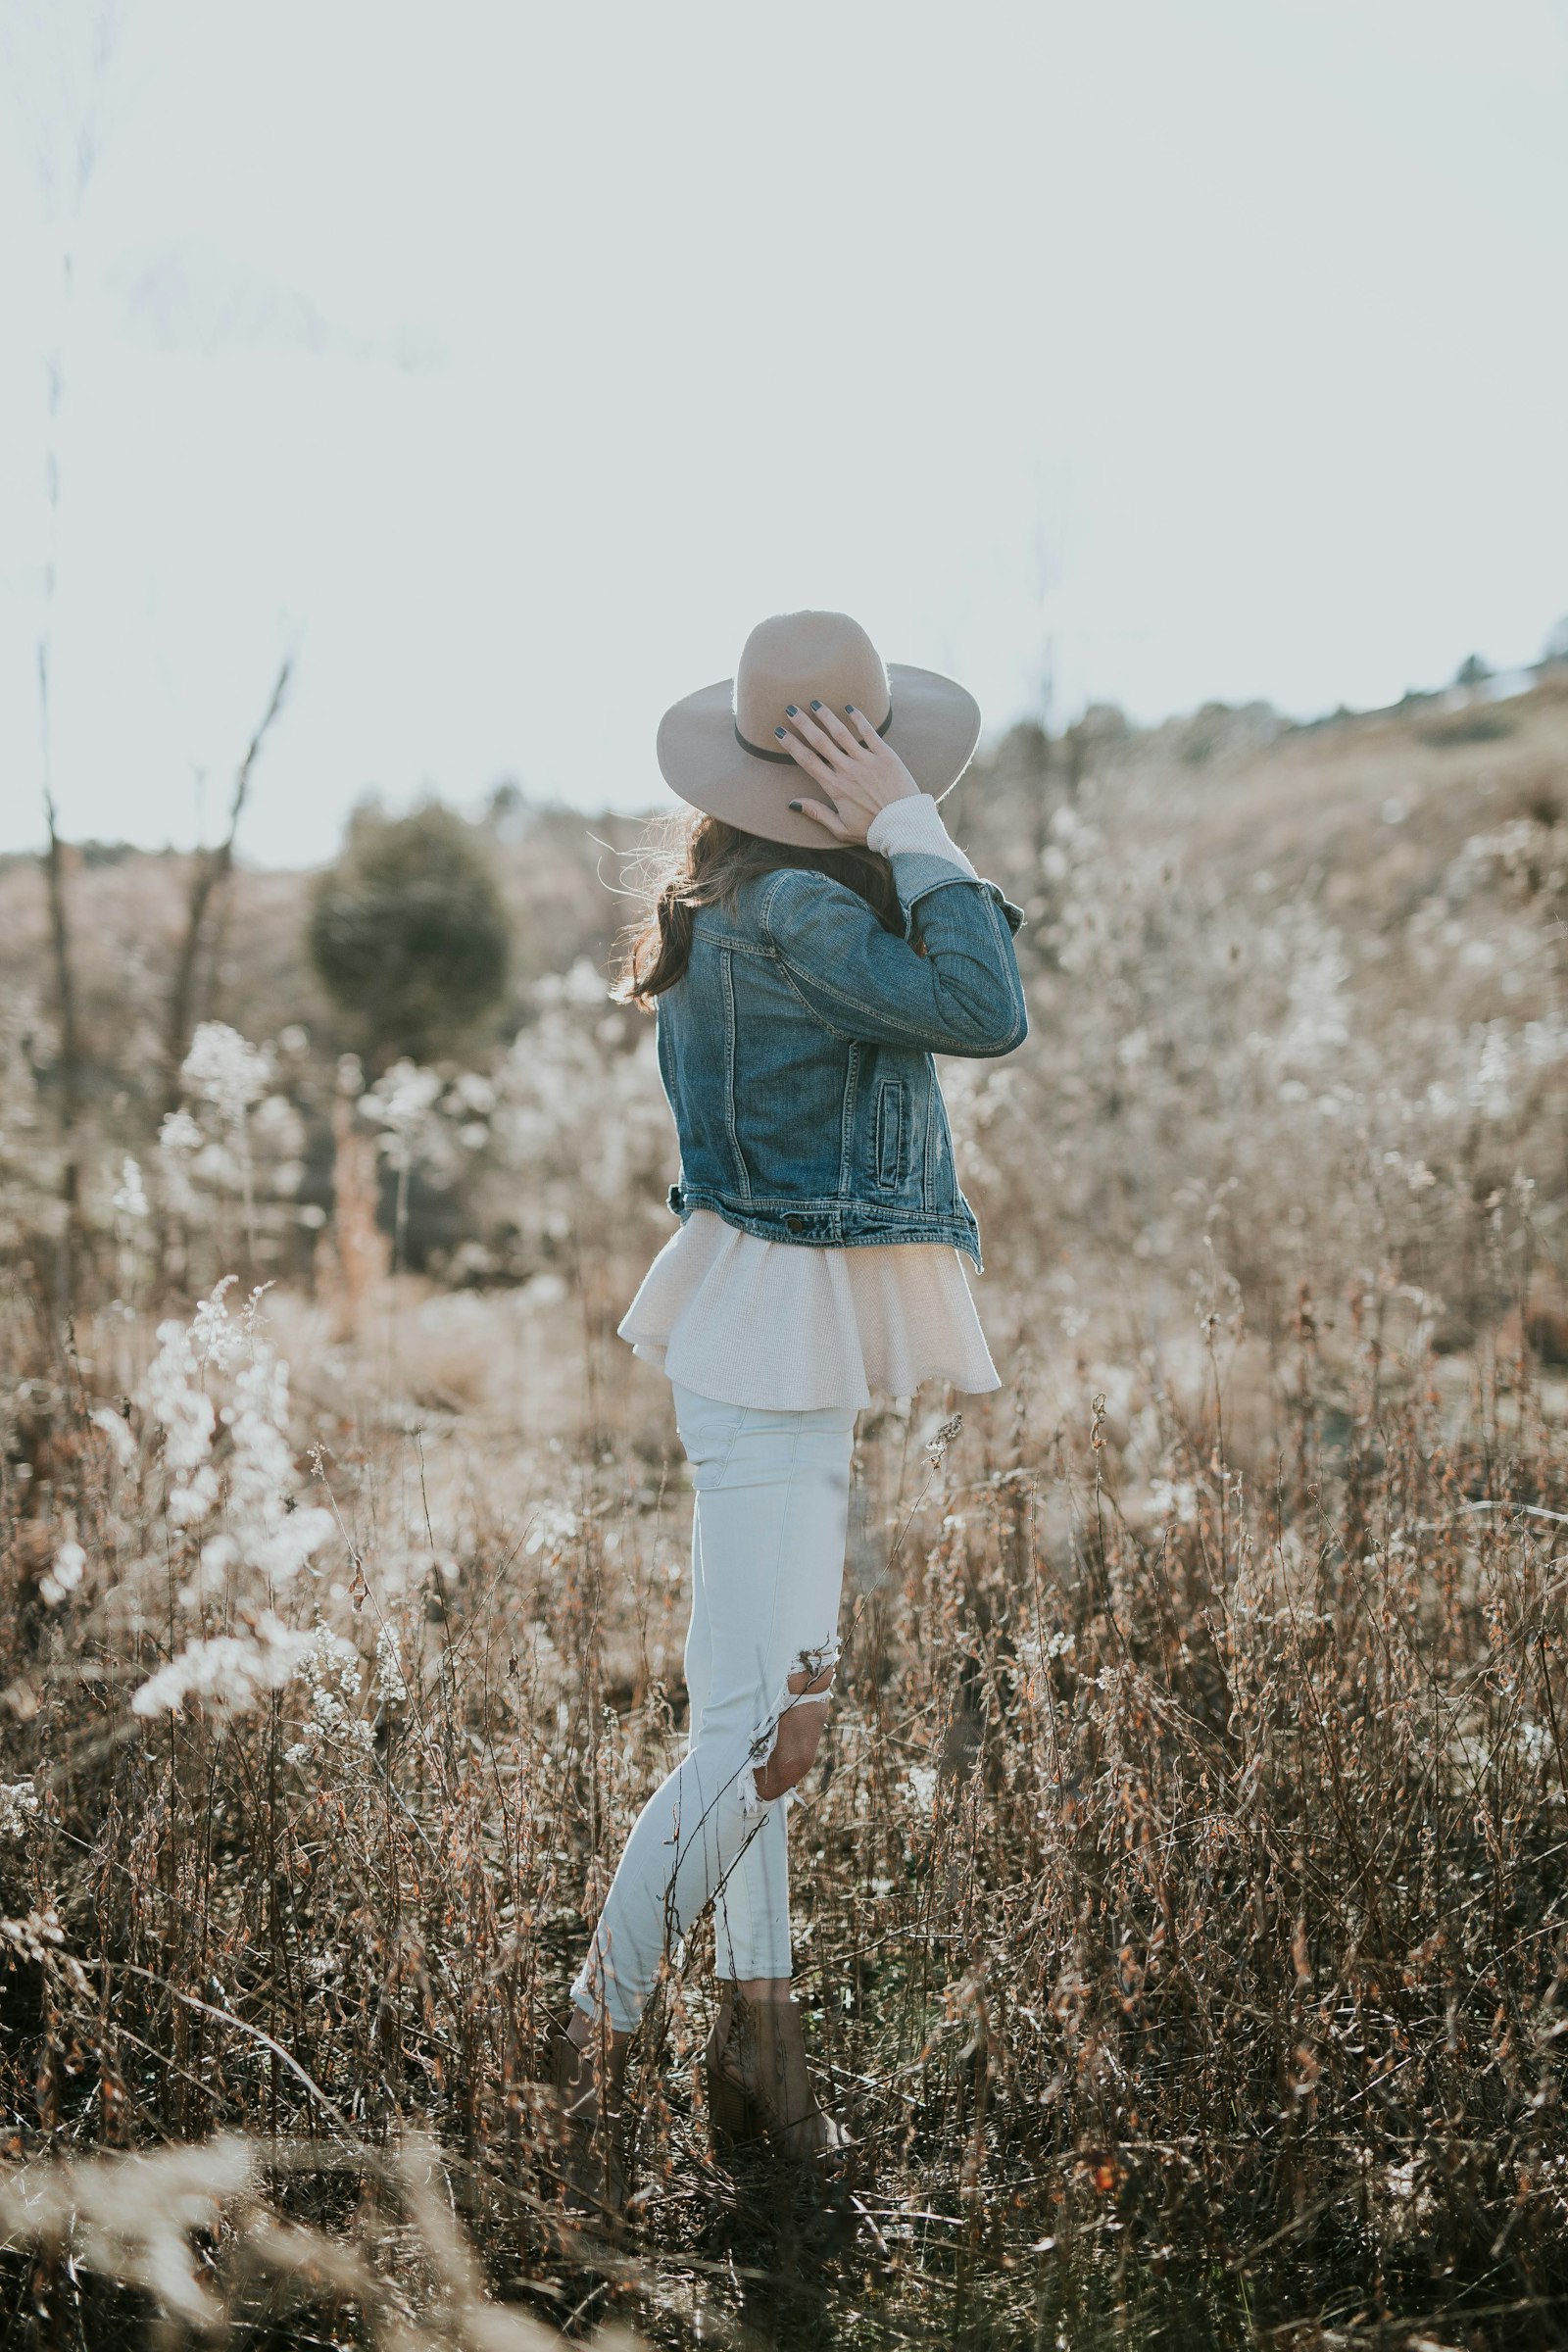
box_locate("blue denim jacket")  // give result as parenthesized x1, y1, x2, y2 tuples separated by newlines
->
(657, 848, 1028, 1271)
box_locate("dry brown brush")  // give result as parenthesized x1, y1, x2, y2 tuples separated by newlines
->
(2, 1263, 1567, 2346)
(3, 674, 1568, 2342)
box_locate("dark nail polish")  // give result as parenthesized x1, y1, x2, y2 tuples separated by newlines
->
(774, 726, 788, 739)
(788, 800, 803, 812)
(809, 699, 822, 711)
(845, 704, 856, 714)
(785, 704, 799, 716)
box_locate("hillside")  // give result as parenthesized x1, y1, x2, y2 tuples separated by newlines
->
(2, 670, 1563, 1389)
(4, 669, 1563, 1102)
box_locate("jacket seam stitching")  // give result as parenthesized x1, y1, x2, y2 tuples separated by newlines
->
(761, 868, 1020, 1049)
(669, 1185, 977, 1224)
(976, 886, 1027, 1049)
(773, 939, 1014, 1051)
(839, 1041, 860, 1195)
(687, 932, 774, 959)
(719, 947, 753, 1204)
(769, 951, 862, 1043)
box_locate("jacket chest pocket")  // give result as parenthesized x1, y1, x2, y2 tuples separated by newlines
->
(873, 1078, 908, 1191)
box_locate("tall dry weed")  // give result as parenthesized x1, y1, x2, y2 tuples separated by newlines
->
(3, 683, 1568, 2343)
(3, 1257, 1567, 2345)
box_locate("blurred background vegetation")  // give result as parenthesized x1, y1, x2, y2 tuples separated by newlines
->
(3, 652, 1563, 1385)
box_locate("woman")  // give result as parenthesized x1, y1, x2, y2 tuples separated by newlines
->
(553, 610, 1027, 2218)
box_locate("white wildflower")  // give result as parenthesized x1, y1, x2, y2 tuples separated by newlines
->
(111, 1157, 148, 1219)
(142, 1315, 216, 1486)
(180, 1022, 270, 1127)
(524, 1502, 579, 1557)
(224, 1338, 295, 1517)
(39, 1540, 86, 1607)
(194, 1141, 239, 1187)
(251, 1094, 304, 1152)
(532, 956, 610, 1009)
(450, 1071, 496, 1114)
(157, 1107, 203, 1156)
(130, 1613, 313, 1721)
(374, 1622, 408, 1706)
(253, 1506, 336, 1583)
(0, 1782, 40, 1839)
(89, 1404, 136, 1470)
(284, 1625, 371, 1762)
(167, 1464, 220, 1528)
(196, 1534, 240, 1585)
(190, 1275, 245, 1370)
(220, 1319, 333, 1579)
(153, 1119, 199, 1212)
(905, 1765, 939, 1809)
(362, 1060, 443, 1169)
(136, 1282, 332, 1582)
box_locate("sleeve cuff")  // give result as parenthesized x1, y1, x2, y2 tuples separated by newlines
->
(865, 792, 980, 878)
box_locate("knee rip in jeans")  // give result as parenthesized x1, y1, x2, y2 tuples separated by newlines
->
(745, 1639, 841, 1810)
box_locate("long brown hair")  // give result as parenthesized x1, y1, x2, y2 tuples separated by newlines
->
(611, 810, 904, 1005)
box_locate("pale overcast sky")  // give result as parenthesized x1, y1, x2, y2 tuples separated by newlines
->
(1, 0, 1565, 867)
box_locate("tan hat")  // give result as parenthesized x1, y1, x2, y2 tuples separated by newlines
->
(656, 610, 982, 849)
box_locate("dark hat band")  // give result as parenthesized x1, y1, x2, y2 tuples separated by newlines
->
(733, 701, 894, 764)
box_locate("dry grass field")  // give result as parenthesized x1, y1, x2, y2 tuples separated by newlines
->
(3, 672, 1568, 2348)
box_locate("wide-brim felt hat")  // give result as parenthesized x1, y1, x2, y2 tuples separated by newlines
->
(657, 609, 982, 850)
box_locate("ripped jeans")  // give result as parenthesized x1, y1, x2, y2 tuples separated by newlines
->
(569, 1381, 857, 2034)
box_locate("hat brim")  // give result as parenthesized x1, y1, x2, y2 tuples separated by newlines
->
(656, 662, 982, 849)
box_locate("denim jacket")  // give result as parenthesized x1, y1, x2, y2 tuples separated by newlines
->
(657, 848, 1028, 1272)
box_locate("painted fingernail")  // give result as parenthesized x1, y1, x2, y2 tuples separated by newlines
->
(774, 726, 788, 739)
(845, 704, 857, 715)
(809, 699, 822, 711)
(785, 704, 799, 716)
(788, 800, 803, 811)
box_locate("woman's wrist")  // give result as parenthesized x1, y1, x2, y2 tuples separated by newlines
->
(865, 792, 980, 879)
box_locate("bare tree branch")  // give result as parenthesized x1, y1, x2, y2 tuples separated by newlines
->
(21, 0, 127, 1310)
(162, 657, 294, 1114)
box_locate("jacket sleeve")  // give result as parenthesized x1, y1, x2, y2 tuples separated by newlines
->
(758, 858, 1029, 1057)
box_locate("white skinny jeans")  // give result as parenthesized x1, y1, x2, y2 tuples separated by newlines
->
(569, 1380, 857, 2033)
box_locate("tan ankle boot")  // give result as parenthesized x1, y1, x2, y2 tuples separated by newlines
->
(548, 2023, 630, 2227)
(705, 1988, 850, 2162)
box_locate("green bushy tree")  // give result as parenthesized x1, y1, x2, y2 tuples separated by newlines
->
(308, 802, 511, 1067)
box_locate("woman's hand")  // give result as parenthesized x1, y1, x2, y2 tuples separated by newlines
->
(773, 700, 921, 844)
